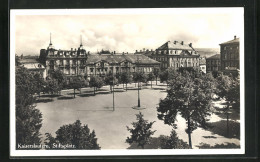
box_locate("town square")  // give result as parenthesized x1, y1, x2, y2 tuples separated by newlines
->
(12, 8, 243, 153)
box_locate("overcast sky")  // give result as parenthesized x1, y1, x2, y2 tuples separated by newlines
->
(13, 8, 243, 55)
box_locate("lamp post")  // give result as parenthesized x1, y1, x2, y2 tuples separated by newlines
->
(137, 56, 141, 108)
(138, 81, 140, 107)
(113, 74, 115, 111)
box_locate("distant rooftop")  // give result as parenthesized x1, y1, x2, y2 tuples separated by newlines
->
(157, 41, 195, 51)
(207, 54, 220, 60)
(86, 54, 160, 65)
(220, 36, 240, 45)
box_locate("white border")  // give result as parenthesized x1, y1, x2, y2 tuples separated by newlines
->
(10, 8, 245, 157)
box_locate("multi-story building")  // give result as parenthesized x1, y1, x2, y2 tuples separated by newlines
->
(219, 36, 240, 74)
(18, 55, 47, 79)
(206, 54, 221, 73)
(143, 41, 201, 70)
(199, 57, 206, 73)
(39, 38, 160, 79)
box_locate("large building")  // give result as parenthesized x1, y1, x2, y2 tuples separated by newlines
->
(142, 41, 201, 70)
(39, 37, 160, 79)
(18, 55, 47, 79)
(199, 57, 206, 73)
(206, 54, 221, 73)
(219, 36, 240, 74)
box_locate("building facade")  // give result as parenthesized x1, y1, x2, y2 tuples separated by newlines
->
(219, 36, 240, 74)
(39, 40, 160, 79)
(206, 54, 221, 73)
(199, 57, 206, 73)
(143, 41, 201, 70)
(19, 55, 47, 79)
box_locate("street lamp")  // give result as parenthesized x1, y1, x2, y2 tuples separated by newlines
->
(113, 74, 115, 111)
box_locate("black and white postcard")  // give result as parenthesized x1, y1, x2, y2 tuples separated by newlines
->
(10, 8, 244, 156)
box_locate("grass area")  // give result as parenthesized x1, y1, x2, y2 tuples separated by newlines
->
(207, 120, 240, 139)
(196, 142, 240, 149)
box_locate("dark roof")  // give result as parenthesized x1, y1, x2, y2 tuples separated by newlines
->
(86, 54, 160, 65)
(207, 54, 220, 60)
(220, 38, 240, 45)
(157, 41, 195, 51)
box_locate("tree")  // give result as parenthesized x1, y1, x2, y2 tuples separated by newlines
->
(147, 72, 155, 88)
(44, 78, 60, 95)
(89, 75, 104, 95)
(215, 73, 233, 99)
(126, 112, 156, 149)
(159, 68, 179, 87)
(159, 70, 168, 86)
(216, 74, 240, 137)
(16, 66, 42, 147)
(104, 74, 118, 92)
(67, 76, 86, 98)
(120, 72, 133, 91)
(152, 68, 160, 85)
(33, 72, 45, 97)
(157, 71, 215, 148)
(48, 69, 66, 93)
(44, 120, 100, 149)
(160, 130, 190, 149)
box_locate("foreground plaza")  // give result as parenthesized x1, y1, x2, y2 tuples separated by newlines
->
(36, 82, 240, 149)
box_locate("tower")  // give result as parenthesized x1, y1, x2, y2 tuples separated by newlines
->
(47, 33, 55, 50)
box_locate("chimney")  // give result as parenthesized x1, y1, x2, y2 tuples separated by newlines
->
(189, 43, 192, 47)
(114, 51, 116, 54)
(71, 48, 73, 51)
(181, 41, 184, 45)
(174, 41, 177, 44)
(123, 52, 124, 55)
(135, 50, 138, 53)
(234, 35, 236, 40)
(88, 51, 90, 54)
(143, 48, 145, 51)
(140, 50, 142, 52)
(151, 49, 153, 51)
(127, 52, 128, 54)
(21, 54, 23, 59)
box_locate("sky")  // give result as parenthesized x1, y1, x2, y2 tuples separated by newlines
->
(13, 8, 244, 55)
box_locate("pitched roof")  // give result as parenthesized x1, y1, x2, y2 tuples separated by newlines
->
(157, 41, 195, 51)
(207, 54, 220, 60)
(86, 54, 160, 65)
(220, 38, 240, 45)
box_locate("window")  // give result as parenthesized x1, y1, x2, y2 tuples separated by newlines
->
(80, 69, 84, 74)
(71, 68, 76, 75)
(90, 68, 94, 72)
